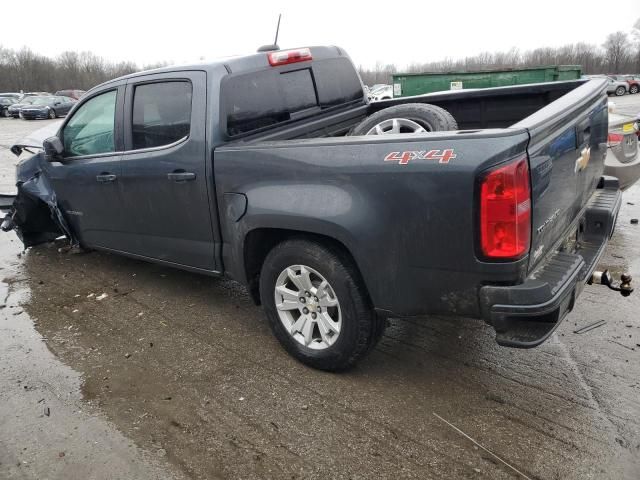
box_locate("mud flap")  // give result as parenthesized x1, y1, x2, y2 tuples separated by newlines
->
(1, 152, 76, 248)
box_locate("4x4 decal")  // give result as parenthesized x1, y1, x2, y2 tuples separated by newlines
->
(384, 149, 457, 165)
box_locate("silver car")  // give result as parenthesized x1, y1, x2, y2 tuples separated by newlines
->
(605, 76, 629, 96)
(584, 75, 629, 96)
(604, 112, 640, 190)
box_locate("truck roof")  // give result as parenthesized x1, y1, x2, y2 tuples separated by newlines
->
(93, 46, 347, 89)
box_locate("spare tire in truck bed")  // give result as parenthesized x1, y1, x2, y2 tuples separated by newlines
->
(350, 103, 458, 135)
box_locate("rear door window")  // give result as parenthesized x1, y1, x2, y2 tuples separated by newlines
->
(131, 81, 192, 150)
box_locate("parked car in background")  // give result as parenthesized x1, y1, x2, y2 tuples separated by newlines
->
(0, 97, 15, 117)
(585, 75, 629, 96)
(55, 89, 86, 100)
(0, 93, 22, 100)
(605, 76, 629, 96)
(368, 84, 393, 101)
(7, 96, 39, 118)
(22, 92, 52, 98)
(609, 75, 639, 94)
(604, 111, 640, 190)
(20, 96, 76, 120)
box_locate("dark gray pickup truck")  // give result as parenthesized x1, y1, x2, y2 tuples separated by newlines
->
(1, 46, 631, 370)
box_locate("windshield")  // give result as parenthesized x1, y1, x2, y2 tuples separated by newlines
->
(0, 98, 13, 105)
(31, 97, 54, 105)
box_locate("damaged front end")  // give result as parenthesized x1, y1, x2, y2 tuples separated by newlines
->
(1, 148, 76, 248)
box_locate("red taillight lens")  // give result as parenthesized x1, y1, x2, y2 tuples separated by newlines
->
(267, 48, 312, 66)
(480, 157, 531, 259)
(607, 132, 624, 147)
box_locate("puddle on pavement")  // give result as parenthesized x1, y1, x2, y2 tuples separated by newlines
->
(0, 237, 184, 480)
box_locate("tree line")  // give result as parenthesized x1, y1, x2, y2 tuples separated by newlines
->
(0, 47, 167, 93)
(359, 25, 640, 86)
(1, 21, 639, 93)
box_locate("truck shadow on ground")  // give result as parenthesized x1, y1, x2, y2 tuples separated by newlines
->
(17, 242, 633, 480)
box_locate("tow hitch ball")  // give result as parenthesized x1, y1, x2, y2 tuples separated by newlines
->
(589, 270, 634, 297)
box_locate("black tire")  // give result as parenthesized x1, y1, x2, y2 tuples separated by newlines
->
(48, 108, 56, 119)
(615, 86, 626, 96)
(259, 238, 385, 371)
(350, 103, 457, 136)
(630, 85, 639, 94)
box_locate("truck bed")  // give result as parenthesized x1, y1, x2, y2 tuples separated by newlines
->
(235, 79, 589, 143)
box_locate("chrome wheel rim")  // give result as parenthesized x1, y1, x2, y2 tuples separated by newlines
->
(274, 265, 341, 350)
(366, 117, 429, 135)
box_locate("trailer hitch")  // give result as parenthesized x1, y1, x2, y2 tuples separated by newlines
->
(589, 270, 634, 297)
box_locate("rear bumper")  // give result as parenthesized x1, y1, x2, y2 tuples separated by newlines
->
(479, 177, 622, 348)
(604, 147, 640, 191)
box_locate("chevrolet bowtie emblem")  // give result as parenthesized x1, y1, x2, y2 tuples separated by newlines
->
(575, 146, 591, 173)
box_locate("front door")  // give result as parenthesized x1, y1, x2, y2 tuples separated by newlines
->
(45, 86, 125, 249)
(118, 71, 216, 270)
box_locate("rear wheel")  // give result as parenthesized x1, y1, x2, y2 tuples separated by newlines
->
(259, 239, 385, 371)
(630, 85, 639, 94)
(615, 86, 626, 96)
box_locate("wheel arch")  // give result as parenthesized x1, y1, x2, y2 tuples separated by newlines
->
(242, 227, 372, 307)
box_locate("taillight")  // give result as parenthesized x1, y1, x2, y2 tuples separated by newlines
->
(479, 157, 531, 259)
(607, 132, 624, 147)
(267, 48, 312, 67)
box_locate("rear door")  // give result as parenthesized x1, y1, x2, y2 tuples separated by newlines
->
(117, 71, 216, 270)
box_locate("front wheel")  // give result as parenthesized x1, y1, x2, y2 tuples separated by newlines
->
(259, 239, 385, 371)
(48, 108, 56, 119)
(615, 86, 626, 96)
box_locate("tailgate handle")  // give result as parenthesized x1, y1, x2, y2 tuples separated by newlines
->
(576, 119, 591, 146)
(167, 170, 196, 182)
(96, 173, 117, 183)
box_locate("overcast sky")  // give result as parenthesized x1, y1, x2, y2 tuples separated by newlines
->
(4, 0, 640, 69)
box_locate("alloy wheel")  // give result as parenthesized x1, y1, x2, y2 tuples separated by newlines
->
(274, 265, 341, 350)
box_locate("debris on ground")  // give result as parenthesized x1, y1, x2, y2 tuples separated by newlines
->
(44, 407, 50, 417)
(574, 320, 606, 334)
(124, 353, 131, 359)
(95, 293, 108, 301)
(631, 219, 639, 225)
(433, 413, 533, 480)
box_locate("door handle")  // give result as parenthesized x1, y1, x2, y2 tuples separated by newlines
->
(96, 173, 117, 183)
(167, 171, 196, 182)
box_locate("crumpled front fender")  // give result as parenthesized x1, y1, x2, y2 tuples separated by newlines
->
(2, 152, 76, 248)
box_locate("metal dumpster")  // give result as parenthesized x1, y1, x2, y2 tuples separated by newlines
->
(391, 65, 582, 97)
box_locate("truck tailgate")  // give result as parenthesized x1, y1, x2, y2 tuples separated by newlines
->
(512, 79, 609, 271)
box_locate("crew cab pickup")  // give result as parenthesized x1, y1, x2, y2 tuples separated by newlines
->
(1, 46, 629, 371)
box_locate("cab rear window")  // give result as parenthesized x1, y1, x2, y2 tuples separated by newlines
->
(223, 57, 363, 136)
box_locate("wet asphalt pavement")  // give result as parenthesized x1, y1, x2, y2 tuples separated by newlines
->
(1, 101, 640, 479)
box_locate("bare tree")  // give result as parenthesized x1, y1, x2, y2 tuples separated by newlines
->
(603, 31, 630, 73)
(632, 18, 640, 72)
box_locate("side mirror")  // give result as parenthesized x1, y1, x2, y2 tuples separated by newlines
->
(54, 102, 61, 106)
(43, 136, 64, 161)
